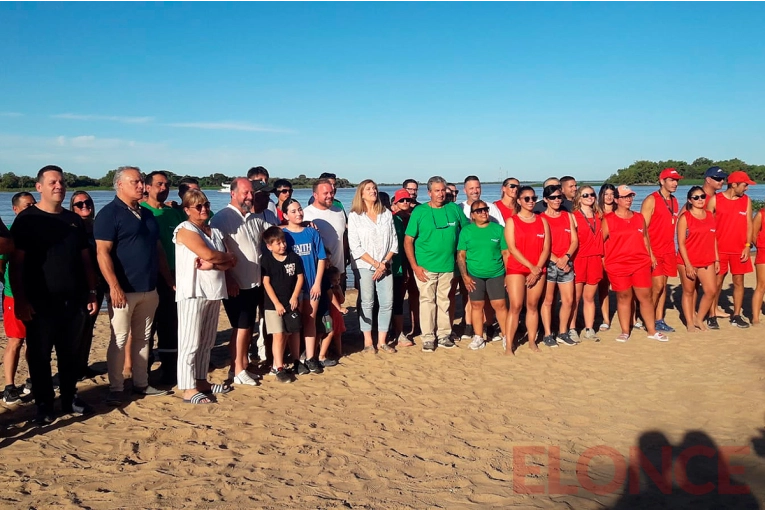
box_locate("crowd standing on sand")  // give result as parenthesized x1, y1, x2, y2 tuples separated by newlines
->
(1, 164, 763, 423)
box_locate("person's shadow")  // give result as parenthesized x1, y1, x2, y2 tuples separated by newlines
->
(610, 430, 760, 509)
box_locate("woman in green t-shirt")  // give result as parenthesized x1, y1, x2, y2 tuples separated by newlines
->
(457, 200, 510, 351)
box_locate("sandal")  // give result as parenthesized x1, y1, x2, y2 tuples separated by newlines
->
(183, 392, 216, 405)
(599, 322, 610, 331)
(362, 345, 376, 354)
(379, 343, 397, 354)
(204, 383, 233, 395)
(615, 333, 630, 343)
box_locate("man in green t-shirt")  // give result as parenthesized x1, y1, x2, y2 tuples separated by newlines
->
(404, 176, 468, 352)
(140, 171, 185, 385)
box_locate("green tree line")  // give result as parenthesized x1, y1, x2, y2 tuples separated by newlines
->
(606, 157, 765, 185)
(0, 169, 352, 190)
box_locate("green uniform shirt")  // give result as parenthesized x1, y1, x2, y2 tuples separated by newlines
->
(457, 222, 507, 279)
(405, 202, 468, 273)
(1, 254, 11, 298)
(140, 202, 185, 271)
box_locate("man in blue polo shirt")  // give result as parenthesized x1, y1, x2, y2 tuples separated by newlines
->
(95, 166, 174, 405)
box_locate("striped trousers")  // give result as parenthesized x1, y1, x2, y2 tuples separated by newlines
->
(177, 298, 221, 391)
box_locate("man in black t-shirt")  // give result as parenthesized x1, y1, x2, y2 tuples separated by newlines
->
(10, 165, 99, 425)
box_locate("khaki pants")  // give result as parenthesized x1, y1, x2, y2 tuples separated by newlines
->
(414, 270, 453, 343)
(106, 290, 159, 392)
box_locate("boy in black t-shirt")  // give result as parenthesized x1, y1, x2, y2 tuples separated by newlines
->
(261, 227, 304, 383)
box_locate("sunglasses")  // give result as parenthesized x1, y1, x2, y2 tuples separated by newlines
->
(580, 193, 595, 199)
(690, 194, 707, 201)
(73, 199, 94, 209)
(277, 188, 292, 194)
(521, 196, 538, 203)
(710, 176, 725, 182)
(504, 183, 519, 188)
(472, 207, 490, 214)
(547, 195, 563, 201)
(398, 198, 415, 204)
(193, 202, 212, 212)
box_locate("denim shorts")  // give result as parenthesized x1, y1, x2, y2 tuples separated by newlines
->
(546, 260, 574, 283)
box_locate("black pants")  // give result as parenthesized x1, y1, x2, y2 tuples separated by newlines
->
(78, 290, 104, 377)
(25, 299, 88, 408)
(152, 277, 178, 378)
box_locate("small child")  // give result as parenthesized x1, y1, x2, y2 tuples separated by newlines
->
(317, 265, 348, 366)
(261, 227, 304, 383)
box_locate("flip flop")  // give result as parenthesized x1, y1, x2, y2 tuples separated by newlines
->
(184, 392, 216, 405)
(204, 383, 233, 395)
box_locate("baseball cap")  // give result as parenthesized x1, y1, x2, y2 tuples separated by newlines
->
(704, 166, 728, 179)
(251, 180, 274, 193)
(393, 189, 412, 203)
(659, 168, 683, 180)
(727, 171, 756, 185)
(616, 185, 636, 198)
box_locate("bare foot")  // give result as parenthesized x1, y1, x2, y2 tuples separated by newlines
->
(751, 321, 760, 327)
(686, 326, 697, 334)
(528, 342, 540, 353)
(715, 307, 730, 318)
(694, 321, 708, 332)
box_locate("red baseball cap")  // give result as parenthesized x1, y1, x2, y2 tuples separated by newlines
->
(727, 171, 756, 185)
(393, 189, 412, 203)
(659, 168, 683, 181)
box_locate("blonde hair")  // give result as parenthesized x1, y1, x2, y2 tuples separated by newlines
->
(573, 186, 601, 216)
(182, 188, 209, 210)
(350, 179, 385, 216)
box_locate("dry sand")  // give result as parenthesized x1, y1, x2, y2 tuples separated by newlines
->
(1, 276, 765, 509)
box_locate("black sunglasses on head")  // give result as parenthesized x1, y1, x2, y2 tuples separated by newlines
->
(73, 199, 94, 209)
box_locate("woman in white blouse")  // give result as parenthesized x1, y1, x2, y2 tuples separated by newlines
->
(348, 180, 398, 353)
(174, 190, 237, 404)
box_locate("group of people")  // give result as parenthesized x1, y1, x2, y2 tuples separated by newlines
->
(1, 164, 763, 422)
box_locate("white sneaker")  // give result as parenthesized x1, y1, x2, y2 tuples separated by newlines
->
(582, 328, 600, 342)
(468, 335, 486, 350)
(233, 370, 259, 386)
(568, 328, 581, 343)
(229, 369, 261, 382)
(646, 332, 669, 342)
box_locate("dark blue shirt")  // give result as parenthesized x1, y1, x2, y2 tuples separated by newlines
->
(94, 196, 159, 293)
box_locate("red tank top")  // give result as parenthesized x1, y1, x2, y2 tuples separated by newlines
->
(714, 192, 749, 254)
(647, 190, 679, 255)
(506, 214, 547, 273)
(604, 212, 650, 276)
(574, 210, 604, 258)
(756, 210, 765, 251)
(678, 210, 716, 267)
(545, 211, 572, 258)
(494, 200, 515, 221)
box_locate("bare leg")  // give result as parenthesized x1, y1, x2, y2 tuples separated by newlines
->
(731, 274, 746, 317)
(557, 281, 574, 335)
(752, 264, 765, 324)
(504, 275, 529, 354)
(302, 299, 320, 359)
(540, 280, 556, 336)
(598, 276, 611, 327)
(678, 267, 698, 333)
(651, 275, 668, 321)
(634, 287, 658, 335)
(570, 282, 584, 331)
(582, 283, 598, 330)
(615, 289, 633, 335)
(526, 277, 546, 349)
(489, 299, 508, 339)
(471, 299, 485, 338)
(714, 271, 728, 317)
(234, 328, 252, 374)
(695, 266, 718, 331)
(3, 337, 24, 387)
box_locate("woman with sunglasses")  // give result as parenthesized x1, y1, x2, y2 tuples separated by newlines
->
(457, 200, 509, 350)
(602, 185, 668, 342)
(676, 186, 719, 332)
(173, 189, 236, 404)
(272, 179, 293, 224)
(540, 185, 579, 347)
(282, 198, 328, 372)
(597, 184, 617, 332)
(569, 186, 604, 342)
(69, 191, 107, 379)
(494, 177, 520, 222)
(504, 186, 550, 354)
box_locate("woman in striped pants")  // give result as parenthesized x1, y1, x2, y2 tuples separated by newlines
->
(173, 190, 237, 404)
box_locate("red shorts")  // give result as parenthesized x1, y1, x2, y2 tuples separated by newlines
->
(574, 255, 603, 285)
(3, 296, 26, 339)
(608, 265, 652, 292)
(329, 303, 346, 335)
(651, 252, 678, 278)
(719, 252, 753, 275)
(756, 247, 765, 265)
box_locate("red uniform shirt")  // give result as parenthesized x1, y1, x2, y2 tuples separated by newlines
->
(647, 190, 679, 256)
(574, 210, 604, 258)
(506, 214, 546, 274)
(677, 210, 716, 267)
(714, 192, 749, 254)
(756, 209, 765, 251)
(604, 212, 650, 277)
(544, 211, 573, 258)
(494, 200, 515, 221)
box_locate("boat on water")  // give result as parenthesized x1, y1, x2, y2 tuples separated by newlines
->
(218, 183, 231, 193)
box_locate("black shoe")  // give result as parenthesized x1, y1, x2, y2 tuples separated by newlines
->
(2, 384, 21, 404)
(707, 317, 720, 330)
(34, 404, 56, 426)
(62, 395, 93, 416)
(543, 335, 558, 348)
(272, 367, 293, 384)
(730, 315, 750, 328)
(305, 357, 324, 374)
(132, 385, 171, 397)
(292, 360, 310, 376)
(461, 323, 475, 341)
(319, 358, 339, 368)
(51, 373, 60, 391)
(555, 332, 577, 346)
(22, 378, 32, 395)
(437, 337, 456, 349)
(79, 367, 104, 381)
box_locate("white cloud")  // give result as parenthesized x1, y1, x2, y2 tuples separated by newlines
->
(165, 121, 295, 133)
(51, 113, 154, 124)
(0, 112, 24, 117)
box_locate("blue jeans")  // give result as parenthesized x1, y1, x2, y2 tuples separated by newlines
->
(355, 269, 393, 333)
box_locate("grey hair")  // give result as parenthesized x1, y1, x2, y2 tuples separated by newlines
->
(113, 166, 141, 190)
(426, 175, 447, 191)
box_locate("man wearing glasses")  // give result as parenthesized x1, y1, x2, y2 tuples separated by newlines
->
(404, 176, 469, 352)
(403, 179, 420, 206)
(247, 166, 280, 217)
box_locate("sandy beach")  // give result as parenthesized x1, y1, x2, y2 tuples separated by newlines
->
(1, 276, 765, 509)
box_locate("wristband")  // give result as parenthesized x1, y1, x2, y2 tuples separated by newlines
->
(745, 243, 751, 247)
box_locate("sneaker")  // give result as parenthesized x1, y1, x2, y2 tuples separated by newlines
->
(22, 378, 32, 395)
(647, 332, 669, 342)
(2, 384, 21, 404)
(616, 333, 630, 343)
(730, 315, 750, 329)
(133, 385, 171, 397)
(292, 360, 310, 375)
(655, 319, 676, 333)
(461, 324, 475, 341)
(489, 323, 503, 342)
(437, 337, 456, 349)
(542, 335, 558, 348)
(707, 317, 720, 330)
(105, 391, 124, 406)
(62, 395, 93, 416)
(234, 370, 260, 386)
(449, 331, 461, 343)
(271, 367, 293, 384)
(599, 322, 610, 332)
(556, 332, 577, 346)
(568, 328, 581, 343)
(582, 328, 601, 342)
(468, 335, 486, 350)
(305, 357, 324, 374)
(34, 404, 56, 426)
(634, 320, 645, 330)
(421, 340, 435, 352)
(319, 358, 339, 368)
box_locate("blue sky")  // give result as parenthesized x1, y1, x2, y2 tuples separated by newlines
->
(1, 2, 764, 183)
